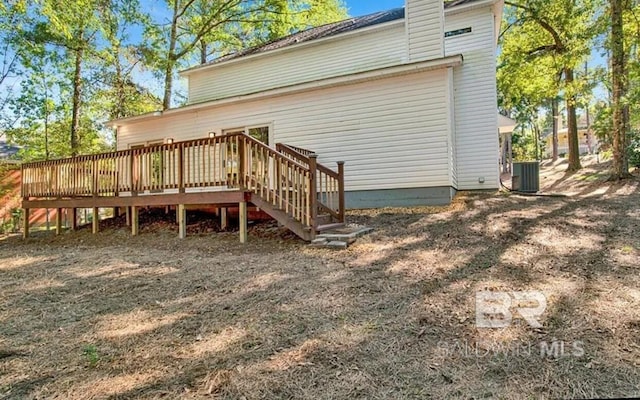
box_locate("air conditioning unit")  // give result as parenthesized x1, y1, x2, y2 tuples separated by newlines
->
(512, 162, 540, 193)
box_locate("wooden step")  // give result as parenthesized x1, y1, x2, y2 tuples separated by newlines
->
(315, 213, 334, 225)
(249, 193, 314, 241)
(315, 222, 345, 232)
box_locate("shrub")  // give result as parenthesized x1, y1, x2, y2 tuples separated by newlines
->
(628, 130, 640, 168)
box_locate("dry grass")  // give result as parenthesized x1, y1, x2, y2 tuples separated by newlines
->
(0, 165, 639, 399)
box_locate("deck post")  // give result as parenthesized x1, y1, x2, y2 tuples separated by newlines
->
(308, 154, 318, 229)
(71, 208, 78, 231)
(178, 204, 186, 239)
(220, 207, 228, 230)
(178, 144, 185, 194)
(22, 208, 29, 239)
(92, 207, 99, 234)
(126, 207, 131, 226)
(55, 208, 62, 235)
(131, 206, 139, 236)
(337, 161, 345, 223)
(238, 137, 246, 187)
(239, 201, 247, 243)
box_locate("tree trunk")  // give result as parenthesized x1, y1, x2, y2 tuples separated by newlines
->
(610, 0, 629, 179)
(200, 39, 207, 64)
(115, 50, 125, 120)
(552, 97, 559, 161)
(162, 1, 180, 110)
(70, 37, 84, 157)
(44, 78, 50, 160)
(564, 67, 581, 171)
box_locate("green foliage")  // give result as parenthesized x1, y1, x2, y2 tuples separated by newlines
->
(628, 129, 640, 167)
(498, 0, 599, 169)
(82, 344, 100, 367)
(512, 129, 540, 162)
(1, 208, 22, 234)
(592, 101, 612, 149)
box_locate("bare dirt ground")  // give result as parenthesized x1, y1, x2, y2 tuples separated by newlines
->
(0, 160, 639, 399)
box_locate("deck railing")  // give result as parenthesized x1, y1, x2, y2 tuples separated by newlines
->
(21, 134, 343, 230)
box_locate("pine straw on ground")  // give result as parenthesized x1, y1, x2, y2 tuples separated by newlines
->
(0, 174, 639, 399)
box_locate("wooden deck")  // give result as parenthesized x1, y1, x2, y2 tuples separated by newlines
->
(20, 133, 345, 241)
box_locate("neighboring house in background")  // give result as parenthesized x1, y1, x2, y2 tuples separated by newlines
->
(0, 141, 20, 163)
(543, 115, 598, 158)
(110, 0, 504, 207)
(498, 114, 517, 174)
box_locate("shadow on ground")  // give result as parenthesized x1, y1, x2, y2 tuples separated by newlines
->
(0, 179, 639, 399)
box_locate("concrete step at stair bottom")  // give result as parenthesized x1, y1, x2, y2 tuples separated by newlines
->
(310, 225, 374, 249)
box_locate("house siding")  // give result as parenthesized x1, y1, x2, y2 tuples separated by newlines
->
(119, 70, 452, 192)
(444, 6, 499, 190)
(407, 0, 444, 61)
(187, 22, 407, 105)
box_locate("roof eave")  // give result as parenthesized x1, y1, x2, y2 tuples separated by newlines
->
(444, 0, 500, 15)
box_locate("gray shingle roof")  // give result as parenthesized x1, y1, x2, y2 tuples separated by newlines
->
(209, 8, 405, 66)
(444, 0, 483, 7)
(196, 0, 487, 69)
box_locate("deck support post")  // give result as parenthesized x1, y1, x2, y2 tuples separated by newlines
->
(131, 206, 139, 236)
(22, 208, 29, 239)
(55, 208, 62, 235)
(178, 204, 186, 239)
(220, 207, 228, 230)
(92, 207, 99, 234)
(126, 207, 131, 226)
(337, 161, 345, 223)
(239, 201, 247, 244)
(71, 208, 78, 231)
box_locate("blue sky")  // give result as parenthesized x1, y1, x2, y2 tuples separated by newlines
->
(347, 1, 404, 16)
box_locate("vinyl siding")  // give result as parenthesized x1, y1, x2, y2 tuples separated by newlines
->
(187, 22, 407, 105)
(407, 0, 444, 60)
(444, 6, 499, 190)
(119, 70, 451, 192)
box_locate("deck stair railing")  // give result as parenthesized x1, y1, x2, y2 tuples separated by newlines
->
(276, 143, 345, 227)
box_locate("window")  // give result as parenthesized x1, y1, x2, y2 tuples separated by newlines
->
(223, 124, 271, 145)
(129, 141, 164, 192)
(222, 124, 272, 185)
(248, 126, 269, 144)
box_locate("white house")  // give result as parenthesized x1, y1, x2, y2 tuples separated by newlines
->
(110, 0, 504, 208)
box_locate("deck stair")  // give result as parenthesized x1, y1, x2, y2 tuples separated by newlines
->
(19, 133, 346, 242)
